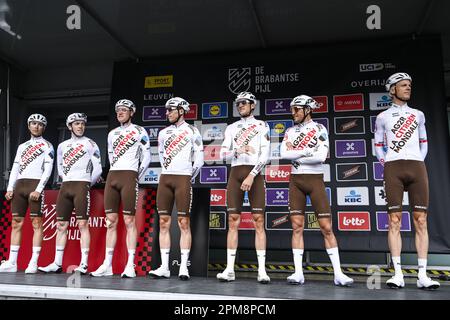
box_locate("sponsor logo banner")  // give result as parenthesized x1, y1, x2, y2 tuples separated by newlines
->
(150, 146, 159, 163)
(144, 75, 173, 88)
(267, 120, 293, 138)
(142, 106, 166, 121)
(336, 163, 368, 182)
(144, 125, 165, 141)
(238, 212, 255, 230)
(333, 93, 364, 112)
(270, 142, 281, 160)
(374, 186, 409, 206)
(305, 212, 321, 231)
(334, 116, 365, 135)
(373, 162, 384, 181)
(233, 100, 260, 117)
(323, 164, 331, 182)
(200, 166, 227, 184)
(201, 123, 227, 141)
(337, 187, 369, 206)
(209, 211, 226, 230)
(369, 93, 392, 111)
(204, 145, 222, 162)
(202, 102, 228, 119)
(312, 96, 329, 113)
(185, 104, 198, 120)
(210, 189, 227, 206)
(315, 117, 329, 132)
(266, 212, 291, 230)
(335, 139, 367, 158)
(265, 165, 291, 183)
(370, 116, 377, 133)
(266, 188, 289, 206)
(265, 98, 291, 115)
(306, 187, 331, 206)
(139, 167, 161, 184)
(338, 211, 371, 231)
(376, 211, 411, 231)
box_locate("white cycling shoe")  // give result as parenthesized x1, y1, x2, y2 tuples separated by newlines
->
(0, 260, 17, 273)
(334, 273, 354, 286)
(417, 276, 440, 290)
(216, 270, 235, 282)
(287, 272, 305, 285)
(386, 274, 405, 289)
(148, 266, 170, 278)
(90, 263, 113, 277)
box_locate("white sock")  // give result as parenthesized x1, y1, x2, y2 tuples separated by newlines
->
(392, 256, 402, 277)
(81, 248, 89, 265)
(418, 258, 427, 278)
(9, 245, 20, 264)
(226, 249, 237, 272)
(326, 247, 343, 277)
(55, 246, 65, 266)
(104, 247, 114, 266)
(180, 249, 190, 269)
(256, 250, 267, 274)
(30, 247, 41, 265)
(127, 249, 135, 267)
(161, 248, 170, 270)
(293, 249, 304, 275)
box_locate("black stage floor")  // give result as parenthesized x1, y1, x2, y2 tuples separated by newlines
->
(0, 272, 449, 300)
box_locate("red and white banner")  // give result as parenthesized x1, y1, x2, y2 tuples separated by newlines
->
(2, 189, 156, 276)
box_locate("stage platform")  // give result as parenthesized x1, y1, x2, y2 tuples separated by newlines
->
(0, 272, 448, 300)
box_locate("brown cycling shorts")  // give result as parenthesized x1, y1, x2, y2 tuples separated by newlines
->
(289, 174, 331, 219)
(56, 181, 90, 221)
(104, 170, 138, 215)
(10, 179, 43, 218)
(384, 160, 429, 213)
(226, 165, 265, 215)
(156, 174, 192, 217)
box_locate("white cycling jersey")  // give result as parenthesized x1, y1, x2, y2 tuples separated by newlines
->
(158, 121, 204, 177)
(220, 116, 270, 176)
(374, 103, 427, 164)
(7, 136, 54, 193)
(107, 123, 150, 180)
(57, 136, 102, 185)
(280, 119, 329, 174)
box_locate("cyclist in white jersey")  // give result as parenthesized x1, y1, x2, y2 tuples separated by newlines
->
(216, 92, 271, 284)
(149, 97, 204, 280)
(374, 72, 439, 290)
(39, 113, 102, 275)
(281, 95, 353, 286)
(1, 114, 54, 274)
(91, 99, 150, 278)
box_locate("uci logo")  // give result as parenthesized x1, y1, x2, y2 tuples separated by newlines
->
(359, 63, 384, 72)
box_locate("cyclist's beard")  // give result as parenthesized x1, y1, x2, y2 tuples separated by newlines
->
(239, 107, 253, 118)
(393, 88, 410, 103)
(394, 93, 410, 103)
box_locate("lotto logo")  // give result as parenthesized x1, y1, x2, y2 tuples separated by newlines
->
(210, 189, 226, 206)
(338, 212, 371, 231)
(265, 165, 291, 183)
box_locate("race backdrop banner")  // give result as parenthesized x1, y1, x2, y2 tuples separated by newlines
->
(0, 60, 7, 189)
(0, 189, 159, 275)
(0, 188, 210, 276)
(109, 36, 450, 253)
